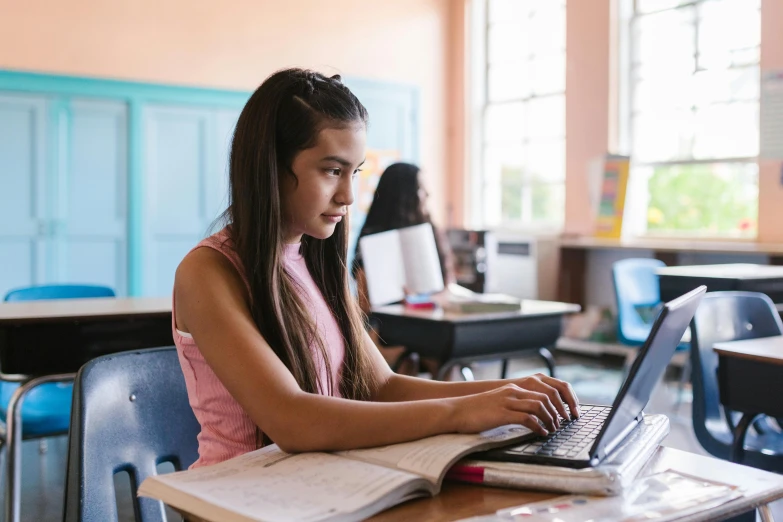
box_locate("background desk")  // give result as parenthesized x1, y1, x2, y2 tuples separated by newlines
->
(714, 336, 783, 462)
(371, 301, 580, 380)
(557, 236, 783, 308)
(0, 297, 172, 376)
(370, 446, 783, 521)
(658, 264, 783, 304)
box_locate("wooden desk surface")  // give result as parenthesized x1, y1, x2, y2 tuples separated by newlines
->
(0, 297, 172, 323)
(559, 235, 783, 255)
(369, 446, 783, 521)
(714, 336, 783, 366)
(372, 300, 581, 323)
(656, 263, 783, 280)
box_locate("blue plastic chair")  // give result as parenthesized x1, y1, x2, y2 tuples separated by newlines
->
(63, 347, 200, 522)
(611, 258, 667, 346)
(1, 284, 115, 522)
(4, 284, 115, 302)
(690, 292, 783, 471)
(612, 259, 691, 406)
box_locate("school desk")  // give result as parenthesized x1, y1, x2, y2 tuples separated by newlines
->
(0, 296, 173, 522)
(557, 235, 783, 308)
(714, 335, 783, 463)
(658, 264, 783, 304)
(369, 446, 783, 522)
(371, 300, 581, 380)
(0, 297, 173, 377)
(176, 446, 782, 522)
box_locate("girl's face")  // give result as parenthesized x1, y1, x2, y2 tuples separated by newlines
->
(280, 123, 366, 243)
(417, 175, 430, 216)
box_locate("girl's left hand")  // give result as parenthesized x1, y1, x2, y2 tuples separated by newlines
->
(512, 373, 580, 421)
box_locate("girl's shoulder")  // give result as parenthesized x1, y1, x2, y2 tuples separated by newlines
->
(176, 228, 249, 292)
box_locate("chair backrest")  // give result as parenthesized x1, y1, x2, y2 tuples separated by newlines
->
(690, 291, 783, 458)
(611, 258, 666, 345)
(4, 284, 115, 302)
(64, 347, 200, 522)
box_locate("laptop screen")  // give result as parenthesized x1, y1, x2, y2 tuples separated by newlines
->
(590, 286, 705, 458)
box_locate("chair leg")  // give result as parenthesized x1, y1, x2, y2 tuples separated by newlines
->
(538, 347, 556, 378)
(673, 357, 692, 412)
(759, 503, 776, 522)
(732, 413, 757, 464)
(3, 373, 73, 522)
(5, 384, 25, 522)
(500, 359, 509, 379)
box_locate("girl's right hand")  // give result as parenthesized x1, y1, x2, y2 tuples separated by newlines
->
(450, 383, 561, 436)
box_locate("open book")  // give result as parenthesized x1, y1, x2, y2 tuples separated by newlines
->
(138, 424, 531, 522)
(359, 223, 444, 306)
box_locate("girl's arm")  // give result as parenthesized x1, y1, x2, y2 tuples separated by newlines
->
(175, 248, 562, 454)
(373, 365, 580, 421)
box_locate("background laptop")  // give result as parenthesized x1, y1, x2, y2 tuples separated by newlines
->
(477, 285, 706, 469)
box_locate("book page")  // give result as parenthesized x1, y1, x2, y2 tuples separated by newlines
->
(338, 424, 532, 486)
(359, 229, 406, 306)
(398, 223, 445, 295)
(139, 445, 428, 522)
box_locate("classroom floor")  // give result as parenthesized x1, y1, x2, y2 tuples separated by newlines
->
(12, 350, 783, 522)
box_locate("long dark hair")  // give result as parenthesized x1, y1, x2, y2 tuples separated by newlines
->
(225, 68, 373, 400)
(353, 162, 450, 282)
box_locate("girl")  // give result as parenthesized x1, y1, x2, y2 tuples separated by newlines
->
(352, 162, 455, 375)
(173, 68, 579, 468)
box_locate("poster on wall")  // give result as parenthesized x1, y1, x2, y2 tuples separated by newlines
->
(761, 69, 783, 161)
(594, 155, 630, 239)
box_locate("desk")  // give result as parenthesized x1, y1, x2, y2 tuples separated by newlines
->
(658, 264, 783, 303)
(557, 236, 783, 307)
(0, 297, 173, 522)
(369, 447, 783, 521)
(371, 301, 580, 380)
(714, 336, 783, 462)
(0, 297, 173, 376)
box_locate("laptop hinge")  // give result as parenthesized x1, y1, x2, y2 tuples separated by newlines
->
(600, 414, 643, 459)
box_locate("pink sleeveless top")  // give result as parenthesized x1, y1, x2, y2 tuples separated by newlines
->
(172, 228, 346, 468)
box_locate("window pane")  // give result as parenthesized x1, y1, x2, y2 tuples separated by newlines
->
(692, 67, 760, 105)
(527, 96, 564, 139)
(636, 0, 692, 14)
(529, 5, 565, 55)
(698, 0, 760, 70)
(531, 52, 565, 95)
(484, 145, 525, 225)
(488, 23, 529, 64)
(488, 0, 530, 24)
(527, 139, 565, 183)
(483, 145, 525, 186)
(530, 182, 565, 224)
(692, 102, 759, 158)
(632, 110, 694, 162)
(633, 75, 693, 113)
(488, 62, 531, 102)
(485, 103, 527, 144)
(633, 8, 695, 80)
(646, 162, 758, 236)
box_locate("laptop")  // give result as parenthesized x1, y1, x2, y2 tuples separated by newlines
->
(477, 285, 706, 469)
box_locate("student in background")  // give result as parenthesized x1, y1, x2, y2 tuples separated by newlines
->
(173, 68, 579, 468)
(352, 162, 454, 376)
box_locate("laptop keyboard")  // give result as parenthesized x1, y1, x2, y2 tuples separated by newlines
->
(504, 405, 611, 459)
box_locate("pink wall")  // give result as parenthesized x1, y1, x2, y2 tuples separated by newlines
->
(758, 0, 783, 243)
(0, 0, 455, 222)
(564, 0, 611, 236)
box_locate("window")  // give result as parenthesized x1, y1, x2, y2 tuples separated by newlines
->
(471, 0, 566, 229)
(622, 0, 761, 237)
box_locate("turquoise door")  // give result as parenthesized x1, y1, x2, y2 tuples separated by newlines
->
(0, 94, 48, 297)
